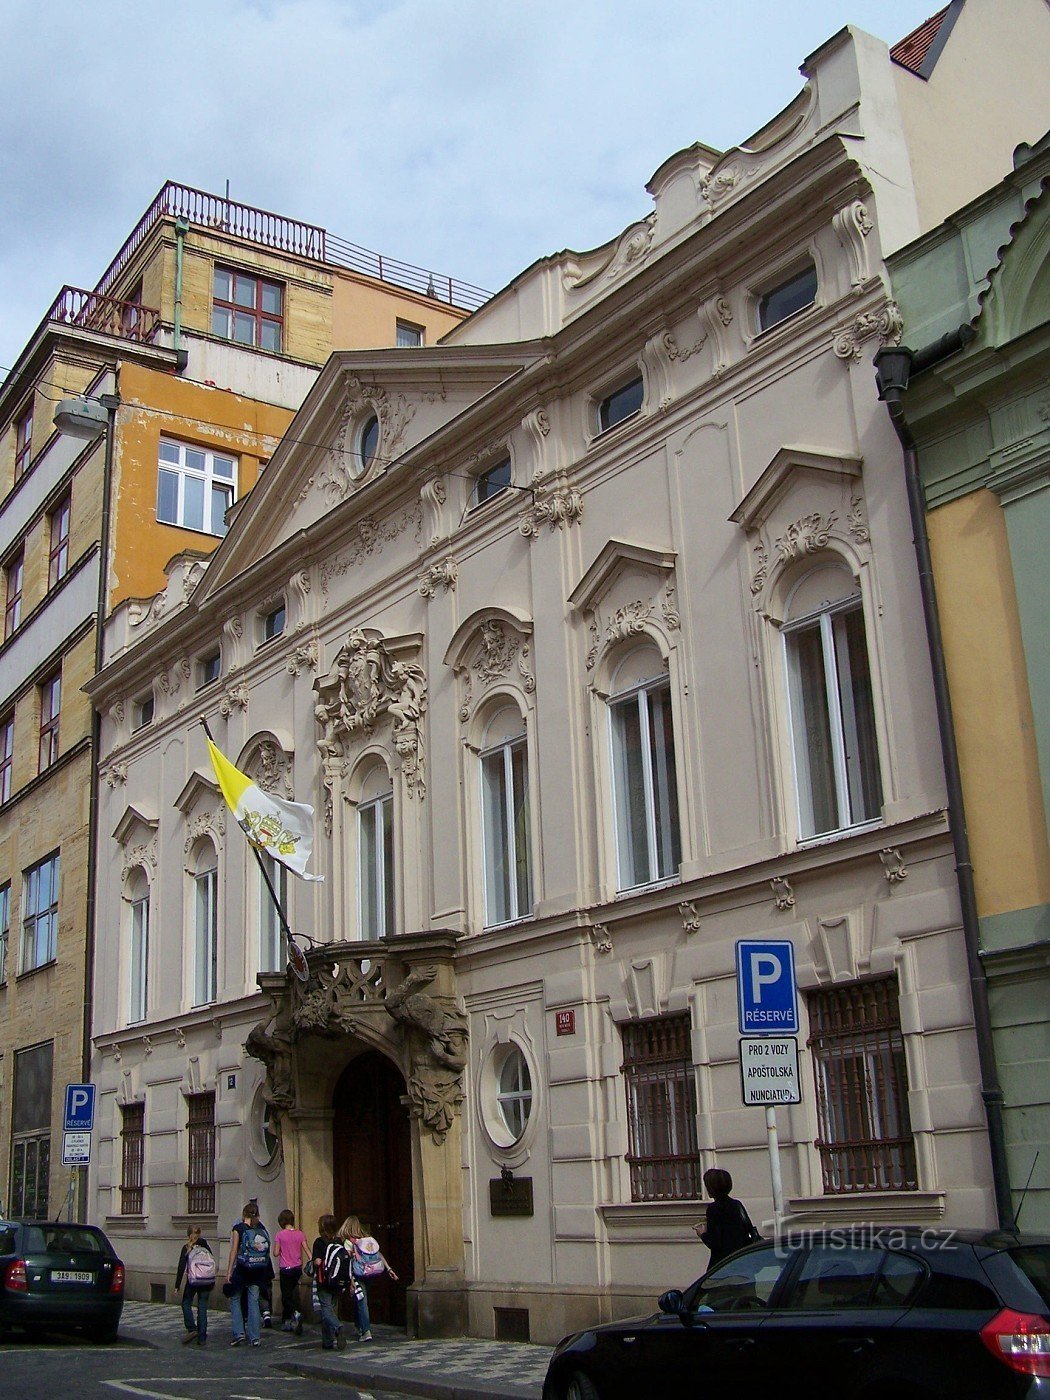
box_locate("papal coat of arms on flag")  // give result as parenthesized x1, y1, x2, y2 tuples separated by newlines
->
(206, 738, 323, 882)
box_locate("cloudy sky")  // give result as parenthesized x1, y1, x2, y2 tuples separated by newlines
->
(1, 0, 938, 372)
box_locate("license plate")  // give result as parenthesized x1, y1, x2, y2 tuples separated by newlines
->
(52, 1270, 92, 1283)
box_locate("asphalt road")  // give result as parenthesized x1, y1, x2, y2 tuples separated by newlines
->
(0, 1325, 401, 1399)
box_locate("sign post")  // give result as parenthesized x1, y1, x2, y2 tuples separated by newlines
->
(735, 942, 800, 1228)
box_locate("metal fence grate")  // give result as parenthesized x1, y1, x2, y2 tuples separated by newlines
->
(621, 1015, 702, 1202)
(807, 977, 918, 1194)
(120, 1102, 145, 1216)
(186, 1092, 216, 1215)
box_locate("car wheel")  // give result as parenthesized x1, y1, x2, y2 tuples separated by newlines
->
(89, 1324, 119, 1344)
(565, 1371, 601, 1400)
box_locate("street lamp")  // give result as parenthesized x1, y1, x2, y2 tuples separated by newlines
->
(53, 394, 119, 440)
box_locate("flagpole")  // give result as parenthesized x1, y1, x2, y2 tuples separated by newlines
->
(199, 717, 295, 945)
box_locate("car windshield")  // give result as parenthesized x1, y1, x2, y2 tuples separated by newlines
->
(1008, 1246, 1050, 1310)
(23, 1226, 105, 1255)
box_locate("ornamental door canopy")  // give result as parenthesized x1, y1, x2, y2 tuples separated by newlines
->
(246, 930, 466, 1145)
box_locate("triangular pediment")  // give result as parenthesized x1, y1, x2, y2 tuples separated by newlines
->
(195, 343, 546, 602)
(729, 446, 862, 532)
(173, 768, 220, 814)
(112, 803, 159, 844)
(568, 539, 676, 616)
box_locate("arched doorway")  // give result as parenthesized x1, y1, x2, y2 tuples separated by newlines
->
(332, 1049, 414, 1326)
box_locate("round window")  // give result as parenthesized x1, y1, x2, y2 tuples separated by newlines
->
(356, 414, 380, 476)
(249, 1084, 281, 1169)
(495, 1045, 533, 1142)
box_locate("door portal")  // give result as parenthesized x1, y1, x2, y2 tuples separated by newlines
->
(332, 1050, 413, 1326)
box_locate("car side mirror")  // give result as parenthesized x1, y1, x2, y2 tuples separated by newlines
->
(658, 1289, 685, 1315)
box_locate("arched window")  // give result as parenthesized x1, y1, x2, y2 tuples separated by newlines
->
(357, 762, 394, 940)
(608, 644, 681, 890)
(783, 562, 883, 838)
(127, 869, 150, 1025)
(480, 705, 532, 927)
(191, 842, 218, 1007)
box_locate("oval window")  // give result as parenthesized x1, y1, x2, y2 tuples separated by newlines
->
(496, 1045, 533, 1142)
(356, 414, 380, 477)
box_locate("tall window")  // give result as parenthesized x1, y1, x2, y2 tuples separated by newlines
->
(807, 977, 917, 1194)
(22, 851, 59, 972)
(157, 439, 237, 537)
(38, 671, 61, 772)
(186, 1092, 216, 1214)
(119, 1102, 145, 1215)
(622, 1015, 701, 1202)
(480, 706, 532, 927)
(14, 402, 33, 480)
(48, 494, 71, 587)
(128, 875, 149, 1023)
(193, 851, 218, 1006)
(212, 267, 283, 352)
(784, 564, 883, 838)
(609, 646, 681, 890)
(10, 1041, 53, 1218)
(259, 851, 288, 973)
(4, 548, 24, 639)
(357, 767, 394, 940)
(0, 882, 9, 982)
(0, 712, 13, 803)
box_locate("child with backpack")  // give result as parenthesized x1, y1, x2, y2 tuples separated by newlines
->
(226, 1201, 271, 1346)
(175, 1225, 215, 1345)
(273, 1208, 309, 1333)
(337, 1214, 398, 1343)
(312, 1214, 350, 1351)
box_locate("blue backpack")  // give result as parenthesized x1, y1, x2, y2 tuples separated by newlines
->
(237, 1223, 271, 1271)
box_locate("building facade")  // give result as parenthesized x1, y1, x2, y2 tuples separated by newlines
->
(87, 4, 1050, 1342)
(886, 133, 1050, 1230)
(0, 182, 481, 1222)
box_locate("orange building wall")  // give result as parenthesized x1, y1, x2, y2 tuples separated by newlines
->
(110, 362, 294, 607)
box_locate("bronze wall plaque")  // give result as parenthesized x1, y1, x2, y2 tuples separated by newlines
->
(489, 1175, 534, 1217)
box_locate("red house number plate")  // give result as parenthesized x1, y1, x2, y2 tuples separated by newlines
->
(556, 1009, 576, 1036)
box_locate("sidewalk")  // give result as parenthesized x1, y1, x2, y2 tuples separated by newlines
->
(272, 1323, 552, 1400)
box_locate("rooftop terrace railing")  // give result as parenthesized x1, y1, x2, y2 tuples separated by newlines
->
(94, 181, 490, 312)
(44, 285, 161, 344)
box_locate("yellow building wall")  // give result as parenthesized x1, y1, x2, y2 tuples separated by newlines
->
(330, 271, 467, 350)
(110, 362, 295, 607)
(928, 489, 1050, 918)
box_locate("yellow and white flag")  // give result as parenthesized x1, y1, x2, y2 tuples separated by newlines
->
(207, 739, 323, 881)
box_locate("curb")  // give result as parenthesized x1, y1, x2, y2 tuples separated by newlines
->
(273, 1357, 541, 1400)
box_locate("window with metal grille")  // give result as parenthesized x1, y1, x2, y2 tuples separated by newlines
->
(807, 977, 917, 1194)
(186, 1092, 216, 1215)
(120, 1102, 145, 1215)
(621, 1015, 701, 1202)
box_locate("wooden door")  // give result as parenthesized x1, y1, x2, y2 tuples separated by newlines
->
(332, 1050, 413, 1326)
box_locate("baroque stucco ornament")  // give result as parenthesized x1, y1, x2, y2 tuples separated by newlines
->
(319, 374, 416, 503)
(518, 474, 583, 537)
(313, 629, 428, 798)
(833, 301, 904, 361)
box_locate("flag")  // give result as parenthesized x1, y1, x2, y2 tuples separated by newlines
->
(207, 739, 323, 881)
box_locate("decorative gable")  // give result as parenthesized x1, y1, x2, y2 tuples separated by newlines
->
(444, 607, 535, 722)
(568, 539, 679, 674)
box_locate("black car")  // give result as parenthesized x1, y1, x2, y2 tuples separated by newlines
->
(543, 1228, 1050, 1400)
(0, 1219, 125, 1342)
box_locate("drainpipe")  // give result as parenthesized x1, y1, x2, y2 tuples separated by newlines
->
(173, 216, 190, 373)
(874, 333, 1015, 1230)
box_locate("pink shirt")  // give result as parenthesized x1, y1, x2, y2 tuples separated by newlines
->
(275, 1227, 308, 1270)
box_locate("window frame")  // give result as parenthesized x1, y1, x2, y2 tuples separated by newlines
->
(10, 1040, 53, 1219)
(38, 670, 61, 773)
(0, 711, 13, 803)
(192, 858, 218, 1007)
(132, 693, 155, 731)
(14, 401, 34, 481)
(128, 885, 150, 1024)
(471, 457, 513, 511)
(395, 319, 424, 348)
(211, 265, 284, 352)
(352, 414, 380, 480)
(197, 650, 221, 690)
(358, 788, 394, 941)
(0, 881, 10, 983)
(495, 1044, 533, 1143)
(783, 590, 883, 840)
(756, 262, 818, 333)
(479, 720, 533, 928)
(807, 977, 917, 1195)
(48, 494, 71, 588)
(608, 670, 681, 892)
(260, 603, 286, 644)
(119, 1102, 145, 1215)
(21, 851, 59, 974)
(4, 547, 24, 640)
(156, 438, 238, 537)
(621, 1014, 702, 1202)
(596, 374, 644, 435)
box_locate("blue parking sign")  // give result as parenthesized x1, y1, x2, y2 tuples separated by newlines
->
(736, 940, 799, 1036)
(64, 1083, 96, 1132)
